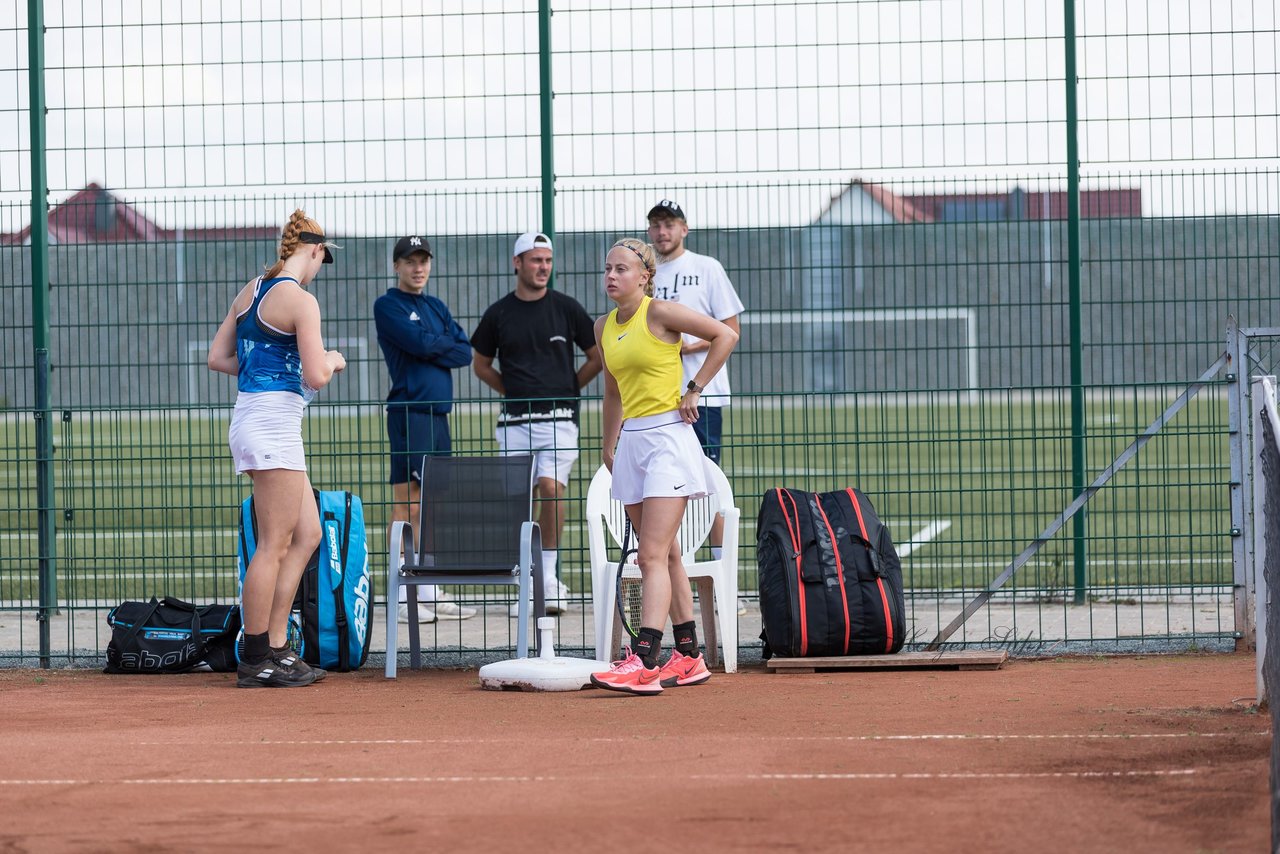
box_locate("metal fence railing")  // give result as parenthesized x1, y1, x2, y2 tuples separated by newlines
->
(2, 2, 1277, 665)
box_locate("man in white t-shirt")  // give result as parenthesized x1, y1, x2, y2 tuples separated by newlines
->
(647, 199, 747, 614)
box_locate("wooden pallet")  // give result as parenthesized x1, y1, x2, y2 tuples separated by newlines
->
(766, 650, 1008, 673)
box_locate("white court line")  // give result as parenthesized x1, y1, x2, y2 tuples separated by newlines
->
(134, 731, 1266, 746)
(0, 519, 934, 540)
(897, 520, 952, 558)
(0, 530, 239, 541)
(704, 769, 1201, 781)
(0, 518, 933, 542)
(0, 769, 1202, 787)
(771, 732, 1267, 742)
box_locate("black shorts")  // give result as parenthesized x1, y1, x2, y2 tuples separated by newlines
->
(387, 408, 452, 484)
(691, 405, 723, 466)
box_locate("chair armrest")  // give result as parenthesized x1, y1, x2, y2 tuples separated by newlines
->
(719, 506, 741, 565)
(389, 520, 415, 573)
(586, 513, 609, 579)
(520, 520, 543, 578)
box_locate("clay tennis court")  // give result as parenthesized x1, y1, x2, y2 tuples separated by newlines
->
(0, 652, 1267, 852)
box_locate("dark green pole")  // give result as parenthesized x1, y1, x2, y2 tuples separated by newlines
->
(28, 0, 56, 666)
(537, 0, 555, 287)
(1064, 0, 1087, 604)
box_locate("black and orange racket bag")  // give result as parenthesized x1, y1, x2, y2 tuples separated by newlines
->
(757, 487, 905, 658)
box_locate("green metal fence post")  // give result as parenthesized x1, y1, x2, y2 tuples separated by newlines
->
(538, 0, 555, 288)
(1064, 0, 1087, 605)
(28, 0, 56, 667)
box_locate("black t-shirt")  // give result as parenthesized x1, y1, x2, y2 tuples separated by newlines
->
(470, 290, 596, 423)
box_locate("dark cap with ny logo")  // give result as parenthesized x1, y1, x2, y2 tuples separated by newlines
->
(393, 235, 434, 262)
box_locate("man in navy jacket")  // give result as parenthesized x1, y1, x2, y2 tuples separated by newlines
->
(374, 234, 476, 622)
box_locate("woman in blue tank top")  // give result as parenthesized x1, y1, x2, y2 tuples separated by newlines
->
(208, 209, 345, 688)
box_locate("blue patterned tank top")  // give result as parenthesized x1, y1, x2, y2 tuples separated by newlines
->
(235, 276, 307, 397)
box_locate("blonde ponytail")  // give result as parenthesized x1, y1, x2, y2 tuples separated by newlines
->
(265, 209, 323, 278)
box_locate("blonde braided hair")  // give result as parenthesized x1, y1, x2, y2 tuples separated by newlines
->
(611, 238, 657, 296)
(265, 209, 324, 279)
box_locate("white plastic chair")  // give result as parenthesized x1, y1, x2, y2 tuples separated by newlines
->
(586, 461, 740, 673)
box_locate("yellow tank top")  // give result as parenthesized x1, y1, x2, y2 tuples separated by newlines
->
(601, 297, 682, 419)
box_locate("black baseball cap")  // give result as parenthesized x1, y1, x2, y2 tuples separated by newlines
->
(298, 231, 337, 264)
(647, 199, 686, 222)
(393, 235, 434, 262)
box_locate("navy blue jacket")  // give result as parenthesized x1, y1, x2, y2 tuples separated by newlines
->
(373, 287, 472, 413)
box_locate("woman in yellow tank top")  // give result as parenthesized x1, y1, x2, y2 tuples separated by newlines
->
(590, 238, 739, 695)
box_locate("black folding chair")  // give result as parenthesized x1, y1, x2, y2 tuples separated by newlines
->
(385, 454, 544, 678)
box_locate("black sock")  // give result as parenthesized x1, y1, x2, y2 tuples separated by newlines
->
(633, 627, 663, 669)
(673, 621, 698, 658)
(243, 631, 270, 664)
(270, 643, 294, 658)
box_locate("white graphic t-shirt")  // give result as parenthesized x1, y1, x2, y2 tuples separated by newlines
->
(652, 250, 745, 407)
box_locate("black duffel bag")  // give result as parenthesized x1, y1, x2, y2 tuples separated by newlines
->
(757, 487, 906, 659)
(104, 597, 240, 674)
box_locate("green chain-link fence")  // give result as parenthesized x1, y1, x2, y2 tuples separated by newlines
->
(2, 1, 1277, 665)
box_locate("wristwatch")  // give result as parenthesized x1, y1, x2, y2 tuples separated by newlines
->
(686, 380, 704, 394)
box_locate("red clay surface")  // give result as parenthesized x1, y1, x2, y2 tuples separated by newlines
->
(0, 653, 1269, 853)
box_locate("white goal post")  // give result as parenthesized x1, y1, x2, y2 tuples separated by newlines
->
(741, 307, 979, 395)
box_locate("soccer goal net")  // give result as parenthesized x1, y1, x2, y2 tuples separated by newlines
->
(1251, 376, 1280, 706)
(1248, 375, 1280, 851)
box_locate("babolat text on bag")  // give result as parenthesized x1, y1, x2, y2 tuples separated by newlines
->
(238, 489, 372, 671)
(104, 597, 240, 674)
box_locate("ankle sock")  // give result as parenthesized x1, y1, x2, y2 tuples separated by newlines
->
(243, 631, 270, 663)
(673, 620, 698, 657)
(634, 627, 663, 669)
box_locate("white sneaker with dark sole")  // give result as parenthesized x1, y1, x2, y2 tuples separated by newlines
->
(509, 578, 572, 617)
(397, 603, 437, 624)
(432, 601, 478, 620)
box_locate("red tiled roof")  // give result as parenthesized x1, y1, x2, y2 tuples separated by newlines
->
(816, 180, 934, 225)
(903, 189, 1142, 220)
(1, 184, 280, 245)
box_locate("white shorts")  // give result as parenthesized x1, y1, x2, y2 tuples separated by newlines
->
(611, 411, 712, 506)
(496, 419, 579, 486)
(228, 391, 307, 475)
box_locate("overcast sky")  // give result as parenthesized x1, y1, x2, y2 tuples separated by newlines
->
(1, 0, 1275, 235)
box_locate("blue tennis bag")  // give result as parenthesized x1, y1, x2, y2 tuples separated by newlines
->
(237, 490, 372, 671)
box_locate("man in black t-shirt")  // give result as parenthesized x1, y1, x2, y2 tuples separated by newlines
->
(472, 231, 602, 614)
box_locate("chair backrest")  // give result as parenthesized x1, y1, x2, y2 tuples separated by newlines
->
(586, 462, 734, 557)
(417, 454, 535, 571)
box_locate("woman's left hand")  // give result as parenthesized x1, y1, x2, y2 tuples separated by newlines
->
(679, 390, 701, 423)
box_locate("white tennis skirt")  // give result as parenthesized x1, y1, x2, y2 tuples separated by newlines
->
(228, 391, 307, 474)
(611, 410, 712, 506)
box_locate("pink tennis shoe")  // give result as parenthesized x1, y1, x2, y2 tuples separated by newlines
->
(658, 650, 711, 687)
(590, 649, 664, 695)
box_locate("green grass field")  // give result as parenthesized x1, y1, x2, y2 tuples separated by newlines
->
(0, 388, 1235, 605)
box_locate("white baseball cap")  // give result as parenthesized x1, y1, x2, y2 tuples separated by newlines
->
(513, 231, 553, 258)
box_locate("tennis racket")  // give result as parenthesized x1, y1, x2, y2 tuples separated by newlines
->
(615, 516, 641, 642)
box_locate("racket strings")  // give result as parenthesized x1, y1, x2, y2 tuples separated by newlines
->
(616, 517, 641, 641)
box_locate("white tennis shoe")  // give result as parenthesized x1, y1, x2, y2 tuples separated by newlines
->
(509, 577, 572, 617)
(396, 602, 437, 624)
